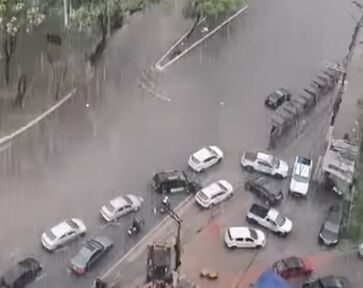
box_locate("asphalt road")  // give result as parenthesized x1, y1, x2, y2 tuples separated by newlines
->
(0, 0, 355, 287)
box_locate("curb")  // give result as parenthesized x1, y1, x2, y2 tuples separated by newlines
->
(0, 88, 77, 147)
(99, 194, 194, 281)
(155, 4, 249, 72)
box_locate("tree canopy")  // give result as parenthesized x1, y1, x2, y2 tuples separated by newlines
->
(184, 0, 246, 19)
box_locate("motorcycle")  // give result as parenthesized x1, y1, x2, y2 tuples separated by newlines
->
(127, 219, 144, 236)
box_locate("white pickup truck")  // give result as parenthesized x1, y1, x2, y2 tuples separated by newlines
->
(241, 151, 289, 178)
(245, 204, 292, 237)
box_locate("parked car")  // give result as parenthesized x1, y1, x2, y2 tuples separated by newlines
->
(69, 236, 113, 275)
(188, 146, 223, 172)
(41, 219, 87, 251)
(358, 243, 363, 258)
(245, 176, 284, 206)
(152, 170, 194, 194)
(265, 89, 291, 109)
(224, 226, 266, 249)
(100, 194, 144, 222)
(302, 275, 350, 288)
(319, 203, 343, 246)
(195, 180, 233, 208)
(0, 258, 42, 288)
(289, 156, 313, 197)
(272, 256, 313, 280)
(241, 151, 289, 178)
(246, 204, 292, 236)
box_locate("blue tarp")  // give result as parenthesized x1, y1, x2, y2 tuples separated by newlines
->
(251, 270, 292, 288)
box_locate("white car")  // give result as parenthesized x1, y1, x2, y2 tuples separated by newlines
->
(188, 146, 223, 172)
(224, 226, 266, 249)
(241, 151, 289, 178)
(358, 243, 363, 257)
(289, 156, 313, 197)
(41, 218, 87, 251)
(100, 194, 143, 222)
(195, 180, 233, 208)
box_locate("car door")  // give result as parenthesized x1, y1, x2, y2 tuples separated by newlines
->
(204, 156, 217, 168)
(115, 206, 125, 218)
(266, 218, 276, 231)
(245, 237, 255, 248)
(66, 230, 77, 243)
(235, 237, 245, 248)
(213, 191, 225, 204)
(87, 249, 103, 269)
(58, 233, 68, 246)
(257, 161, 273, 174)
(123, 204, 132, 215)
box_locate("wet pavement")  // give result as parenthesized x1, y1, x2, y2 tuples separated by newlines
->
(0, 0, 357, 287)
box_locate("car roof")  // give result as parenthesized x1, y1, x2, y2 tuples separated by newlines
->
(154, 170, 187, 182)
(51, 220, 77, 238)
(327, 205, 343, 223)
(320, 275, 347, 288)
(293, 162, 310, 178)
(194, 147, 215, 161)
(228, 227, 253, 239)
(257, 152, 274, 163)
(1, 263, 28, 285)
(201, 182, 224, 197)
(110, 196, 128, 209)
(281, 256, 304, 269)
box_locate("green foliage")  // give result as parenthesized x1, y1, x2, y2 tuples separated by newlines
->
(0, 0, 45, 36)
(69, 0, 157, 35)
(184, 0, 246, 19)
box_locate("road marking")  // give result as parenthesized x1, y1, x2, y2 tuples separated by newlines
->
(99, 194, 194, 280)
(0, 88, 77, 146)
(154, 17, 207, 71)
(138, 82, 171, 102)
(155, 5, 248, 71)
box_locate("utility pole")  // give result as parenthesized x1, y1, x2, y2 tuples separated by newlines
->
(63, 0, 68, 27)
(107, 0, 111, 38)
(162, 202, 183, 288)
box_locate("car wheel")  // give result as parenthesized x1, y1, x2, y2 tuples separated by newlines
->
(256, 245, 262, 249)
(80, 232, 86, 237)
(208, 203, 214, 209)
(245, 166, 254, 172)
(228, 193, 234, 199)
(246, 217, 257, 225)
(275, 174, 283, 179)
(245, 183, 251, 190)
(277, 231, 287, 237)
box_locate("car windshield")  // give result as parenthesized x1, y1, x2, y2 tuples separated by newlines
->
(217, 182, 227, 191)
(66, 219, 79, 229)
(272, 157, 280, 168)
(123, 196, 133, 205)
(324, 221, 340, 234)
(206, 147, 217, 156)
(293, 174, 309, 183)
(198, 191, 209, 201)
(249, 228, 258, 240)
(47, 230, 57, 241)
(105, 202, 116, 213)
(275, 214, 286, 226)
(191, 155, 200, 163)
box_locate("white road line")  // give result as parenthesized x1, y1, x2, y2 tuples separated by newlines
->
(138, 82, 171, 102)
(156, 5, 248, 72)
(99, 194, 194, 280)
(0, 88, 77, 146)
(154, 17, 207, 71)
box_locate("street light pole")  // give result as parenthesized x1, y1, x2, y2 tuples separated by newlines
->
(63, 0, 68, 27)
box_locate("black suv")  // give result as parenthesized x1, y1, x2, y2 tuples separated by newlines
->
(245, 176, 283, 206)
(152, 170, 197, 194)
(303, 275, 350, 288)
(319, 203, 343, 246)
(264, 88, 291, 109)
(1, 258, 42, 288)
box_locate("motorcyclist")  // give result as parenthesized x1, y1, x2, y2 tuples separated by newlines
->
(131, 218, 140, 232)
(162, 195, 170, 209)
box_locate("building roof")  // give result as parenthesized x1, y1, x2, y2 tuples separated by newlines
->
(322, 139, 358, 184)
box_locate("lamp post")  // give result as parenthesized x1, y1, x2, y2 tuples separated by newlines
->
(161, 201, 183, 287)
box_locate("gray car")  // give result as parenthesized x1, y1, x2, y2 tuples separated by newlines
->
(69, 236, 113, 275)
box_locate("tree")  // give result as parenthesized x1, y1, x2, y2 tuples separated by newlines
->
(184, 0, 245, 20)
(0, 0, 45, 85)
(69, 0, 149, 38)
